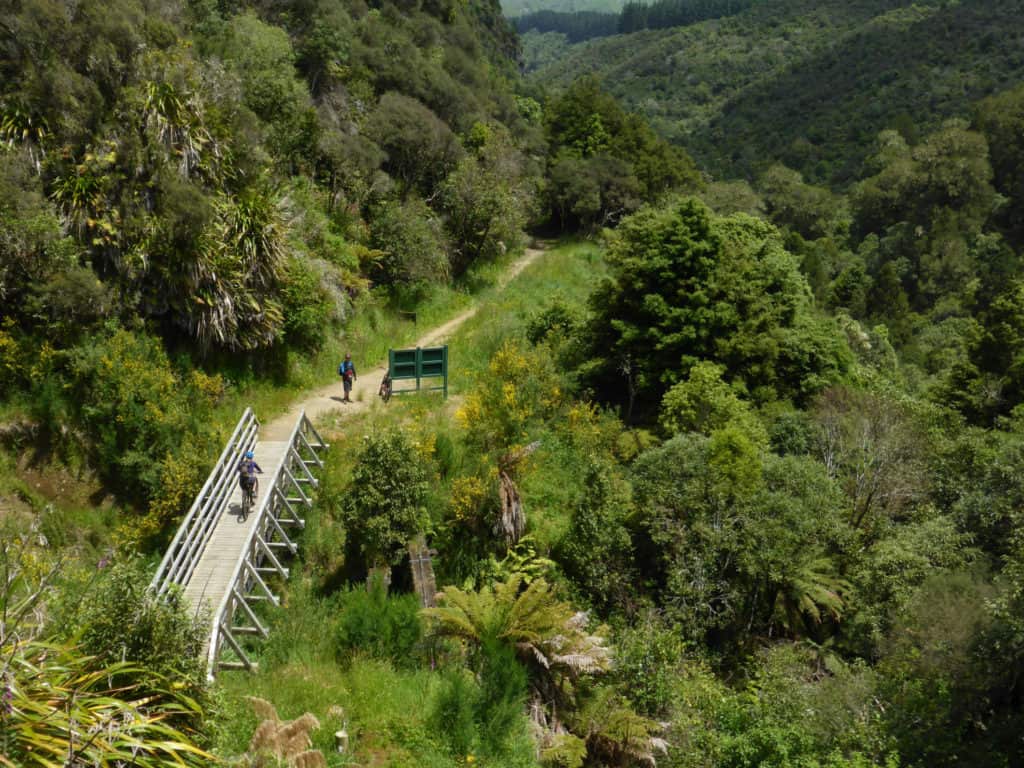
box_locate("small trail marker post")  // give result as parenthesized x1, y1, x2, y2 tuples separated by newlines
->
(387, 345, 448, 399)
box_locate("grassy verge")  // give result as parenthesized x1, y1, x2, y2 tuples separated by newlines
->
(212, 651, 536, 768)
(209, 248, 519, 430)
(446, 240, 605, 387)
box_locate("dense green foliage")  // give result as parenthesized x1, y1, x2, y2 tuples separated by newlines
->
(340, 430, 430, 567)
(60, 557, 207, 684)
(0, 0, 691, 548)
(0, 0, 533, 355)
(528, 0, 1024, 185)
(582, 198, 849, 415)
(334, 577, 424, 663)
(514, 10, 619, 42)
(1, 533, 210, 767)
(501, 0, 625, 17)
(618, 0, 761, 34)
(543, 76, 702, 230)
(515, 0, 758, 46)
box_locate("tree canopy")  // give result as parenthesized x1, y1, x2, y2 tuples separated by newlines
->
(583, 197, 849, 414)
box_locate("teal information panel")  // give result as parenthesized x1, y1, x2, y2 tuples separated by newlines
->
(387, 345, 448, 398)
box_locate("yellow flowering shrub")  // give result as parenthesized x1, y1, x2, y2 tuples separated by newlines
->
(147, 439, 213, 528)
(189, 370, 227, 407)
(449, 474, 488, 523)
(457, 340, 563, 456)
(0, 322, 22, 386)
(413, 431, 437, 462)
(565, 401, 603, 446)
(69, 328, 218, 506)
(29, 341, 57, 385)
(455, 391, 484, 430)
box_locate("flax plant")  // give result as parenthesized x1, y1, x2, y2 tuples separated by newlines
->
(1, 535, 212, 767)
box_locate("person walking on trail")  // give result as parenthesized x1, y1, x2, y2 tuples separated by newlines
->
(238, 450, 263, 497)
(339, 352, 357, 403)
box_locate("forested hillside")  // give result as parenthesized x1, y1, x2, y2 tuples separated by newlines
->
(527, 0, 1024, 184)
(5, 0, 1024, 766)
(0, 0, 694, 528)
(502, 0, 625, 18)
(514, 0, 763, 44)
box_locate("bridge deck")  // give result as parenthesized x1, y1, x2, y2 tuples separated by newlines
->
(182, 440, 289, 618)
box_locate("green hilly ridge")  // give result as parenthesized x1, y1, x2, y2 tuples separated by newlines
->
(527, 0, 1024, 184)
(501, 0, 626, 18)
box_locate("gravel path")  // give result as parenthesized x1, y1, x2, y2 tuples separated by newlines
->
(260, 247, 546, 440)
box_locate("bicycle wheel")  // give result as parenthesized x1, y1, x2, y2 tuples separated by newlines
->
(240, 482, 253, 522)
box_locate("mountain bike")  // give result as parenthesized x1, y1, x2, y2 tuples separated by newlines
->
(379, 372, 392, 403)
(240, 477, 258, 522)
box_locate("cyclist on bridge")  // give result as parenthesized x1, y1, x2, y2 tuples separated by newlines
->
(238, 450, 263, 500)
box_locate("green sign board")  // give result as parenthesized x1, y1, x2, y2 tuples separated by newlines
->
(387, 345, 448, 398)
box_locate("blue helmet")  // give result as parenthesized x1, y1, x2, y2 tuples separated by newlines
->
(245, 450, 254, 459)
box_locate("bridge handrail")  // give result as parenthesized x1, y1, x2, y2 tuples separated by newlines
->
(205, 410, 326, 678)
(150, 408, 259, 596)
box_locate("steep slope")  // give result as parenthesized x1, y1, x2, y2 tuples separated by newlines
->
(528, 0, 1024, 185)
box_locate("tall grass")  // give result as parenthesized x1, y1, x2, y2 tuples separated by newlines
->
(221, 658, 455, 766)
(447, 241, 605, 387)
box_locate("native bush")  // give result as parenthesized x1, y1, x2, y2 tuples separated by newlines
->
(632, 434, 853, 646)
(279, 253, 338, 350)
(526, 297, 583, 346)
(1, 534, 210, 766)
(66, 327, 219, 507)
(583, 198, 851, 419)
(216, 12, 314, 159)
(340, 430, 431, 567)
(613, 615, 687, 718)
(61, 556, 206, 684)
(440, 125, 533, 275)
(712, 645, 893, 768)
(366, 92, 462, 195)
(335, 577, 423, 665)
(842, 516, 975, 656)
(555, 459, 636, 614)
(659, 360, 768, 445)
(369, 196, 450, 286)
(877, 571, 998, 766)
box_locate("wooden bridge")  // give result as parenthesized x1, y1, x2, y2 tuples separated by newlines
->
(150, 408, 328, 678)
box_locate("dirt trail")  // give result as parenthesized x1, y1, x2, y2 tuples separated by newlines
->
(261, 247, 546, 440)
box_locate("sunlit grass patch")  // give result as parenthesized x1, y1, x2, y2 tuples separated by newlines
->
(449, 240, 605, 385)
